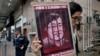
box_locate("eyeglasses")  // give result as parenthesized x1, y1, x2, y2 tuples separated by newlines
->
(72, 16, 82, 21)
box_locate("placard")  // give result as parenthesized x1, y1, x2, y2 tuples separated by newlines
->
(32, 2, 75, 56)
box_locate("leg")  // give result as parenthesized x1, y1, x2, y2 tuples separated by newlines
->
(16, 49, 20, 56)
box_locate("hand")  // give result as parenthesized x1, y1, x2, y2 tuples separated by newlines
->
(20, 46, 24, 50)
(31, 35, 42, 53)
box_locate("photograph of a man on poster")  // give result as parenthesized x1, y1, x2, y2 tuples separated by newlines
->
(43, 12, 70, 48)
(34, 5, 74, 56)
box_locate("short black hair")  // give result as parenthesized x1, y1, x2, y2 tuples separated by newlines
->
(45, 12, 61, 26)
(15, 27, 21, 33)
(70, 2, 83, 16)
(36, 11, 64, 29)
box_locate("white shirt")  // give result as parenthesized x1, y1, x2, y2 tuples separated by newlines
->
(16, 34, 21, 39)
(73, 29, 77, 44)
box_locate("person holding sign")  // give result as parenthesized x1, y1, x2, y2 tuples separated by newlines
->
(32, 1, 82, 56)
(70, 2, 82, 56)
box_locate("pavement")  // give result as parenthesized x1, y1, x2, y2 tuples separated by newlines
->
(0, 40, 34, 56)
(0, 40, 100, 56)
(78, 46, 100, 56)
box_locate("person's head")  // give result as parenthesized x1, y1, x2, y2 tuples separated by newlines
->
(23, 28, 27, 36)
(14, 28, 21, 36)
(70, 2, 83, 30)
(45, 13, 64, 41)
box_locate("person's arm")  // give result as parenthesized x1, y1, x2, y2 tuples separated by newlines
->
(23, 36, 29, 47)
(31, 35, 42, 56)
(20, 36, 29, 50)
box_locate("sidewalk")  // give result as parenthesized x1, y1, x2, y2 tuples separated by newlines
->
(0, 40, 100, 56)
(78, 46, 100, 56)
(0, 41, 34, 56)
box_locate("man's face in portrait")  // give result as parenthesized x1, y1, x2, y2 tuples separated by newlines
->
(47, 17, 64, 41)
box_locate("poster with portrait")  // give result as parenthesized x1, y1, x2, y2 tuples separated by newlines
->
(32, 2, 75, 56)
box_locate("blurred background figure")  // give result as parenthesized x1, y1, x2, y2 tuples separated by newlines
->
(13, 27, 29, 56)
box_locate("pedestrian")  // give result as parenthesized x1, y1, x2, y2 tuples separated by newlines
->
(31, 1, 83, 56)
(13, 27, 29, 56)
(70, 2, 82, 56)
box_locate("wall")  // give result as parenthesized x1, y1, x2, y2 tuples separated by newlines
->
(92, 0, 100, 11)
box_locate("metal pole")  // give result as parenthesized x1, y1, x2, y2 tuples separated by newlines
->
(87, 0, 93, 49)
(87, 0, 90, 48)
(90, 0, 93, 47)
(88, 0, 93, 48)
(89, 0, 91, 48)
(82, 15, 85, 51)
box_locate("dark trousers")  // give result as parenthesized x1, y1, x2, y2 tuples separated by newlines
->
(15, 47, 26, 56)
(75, 38, 80, 56)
